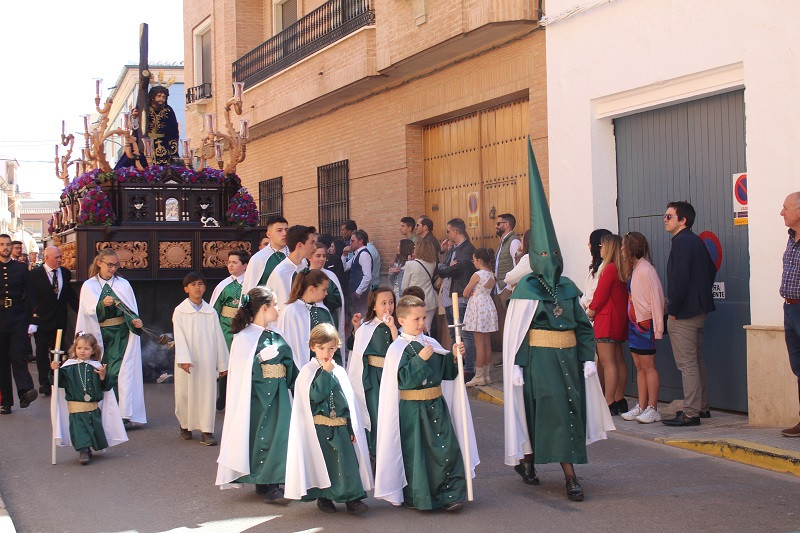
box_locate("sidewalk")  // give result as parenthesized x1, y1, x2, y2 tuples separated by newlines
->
(474, 359, 800, 479)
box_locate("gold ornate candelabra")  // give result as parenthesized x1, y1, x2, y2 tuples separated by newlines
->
(199, 82, 249, 173)
(54, 120, 79, 186)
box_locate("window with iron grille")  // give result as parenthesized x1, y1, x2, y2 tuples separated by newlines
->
(317, 160, 349, 237)
(258, 177, 283, 226)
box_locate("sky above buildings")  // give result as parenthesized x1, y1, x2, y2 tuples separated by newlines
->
(0, 1, 184, 199)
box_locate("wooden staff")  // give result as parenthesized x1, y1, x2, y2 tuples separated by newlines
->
(449, 293, 473, 501)
(50, 329, 64, 465)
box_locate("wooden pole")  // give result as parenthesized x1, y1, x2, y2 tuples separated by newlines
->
(450, 293, 473, 501)
(50, 329, 64, 465)
(136, 23, 150, 150)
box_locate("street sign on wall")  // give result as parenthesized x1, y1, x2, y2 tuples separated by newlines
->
(733, 172, 748, 225)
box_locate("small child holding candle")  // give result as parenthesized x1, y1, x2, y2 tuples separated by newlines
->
(284, 323, 372, 514)
(51, 332, 127, 465)
(374, 296, 479, 511)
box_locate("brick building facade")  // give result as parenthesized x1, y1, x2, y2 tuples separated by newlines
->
(183, 0, 547, 269)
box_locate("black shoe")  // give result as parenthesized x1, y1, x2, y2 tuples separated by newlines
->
(255, 484, 270, 495)
(39, 385, 51, 396)
(180, 428, 193, 440)
(662, 413, 701, 426)
(608, 402, 620, 416)
(0, 405, 11, 415)
(79, 450, 90, 465)
(216, 396, 225, 411)
(264, 487, 291, 506)
(513, 462, 540, 485)
(614, 398, 629, 413)
(676, 410, 710, 419)
(565, 477, 584, 501)
(442, 501, 463, 512)
(402, 500, 416, 510)
(123, 419, 133, 430)
(346, 499, 369, 514)
(19, 389, 37, 408)
(317, 498, 337, 513)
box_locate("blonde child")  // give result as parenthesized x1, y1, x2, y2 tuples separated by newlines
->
(463, 248, 498, 386)
(285, 323, 372, 514)
(347, 286, 399, 457)
(51, 332, 127, 465)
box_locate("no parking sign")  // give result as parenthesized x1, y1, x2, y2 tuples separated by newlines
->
(733, 172, 747, 225)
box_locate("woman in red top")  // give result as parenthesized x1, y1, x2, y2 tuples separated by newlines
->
(586, 234, 629, 414)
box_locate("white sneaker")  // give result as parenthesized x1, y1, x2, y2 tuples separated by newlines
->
(636, 406, 662, 424)
(621, 404, 643, 421)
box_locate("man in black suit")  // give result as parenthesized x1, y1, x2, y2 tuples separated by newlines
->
(28, 246, 78, 395)
(661, 201, 717, 427)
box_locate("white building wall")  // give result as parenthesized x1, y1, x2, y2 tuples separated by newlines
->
(545, 0, 800, 424)
(545, 0, 800, 327)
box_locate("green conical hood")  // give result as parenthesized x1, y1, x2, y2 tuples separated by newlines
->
(527, 139, 563, 292)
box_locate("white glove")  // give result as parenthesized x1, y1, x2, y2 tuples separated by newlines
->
(512, 366, 524, 387)
(27, 324, 38, 335)
(583, 361, 597, 378)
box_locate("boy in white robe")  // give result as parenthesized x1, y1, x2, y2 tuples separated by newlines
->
(173, 273, 229, 445)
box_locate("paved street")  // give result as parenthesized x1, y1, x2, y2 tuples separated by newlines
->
(1, 376, 799, 533)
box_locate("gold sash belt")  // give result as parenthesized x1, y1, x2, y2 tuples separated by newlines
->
(220, 305, 238, 318)
(261, 363, 286, 379)
(67, 401, 99, 414)
(399, 385, 442, 401)
(313, 414, 348, 426)
(367, 355, 385, 368)
(99, 316, 125, 328)
(528, 329, 577, 349)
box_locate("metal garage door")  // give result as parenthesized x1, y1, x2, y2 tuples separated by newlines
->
(615, 90, 749, 412)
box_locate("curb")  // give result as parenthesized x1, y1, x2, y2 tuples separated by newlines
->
(655, 438, 800, 478)
(473, 385, 800, 479)
(0, 493, 17, 533)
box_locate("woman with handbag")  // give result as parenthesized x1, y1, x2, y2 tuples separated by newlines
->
(400, 239, 438, 333)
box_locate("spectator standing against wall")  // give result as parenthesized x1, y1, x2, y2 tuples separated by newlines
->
(779, 192, 800, 437)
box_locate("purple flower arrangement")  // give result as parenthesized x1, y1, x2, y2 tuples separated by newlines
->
(226, 187, 259, 227)
(77, 187, 115, 226)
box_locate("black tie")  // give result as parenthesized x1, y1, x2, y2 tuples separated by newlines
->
(52, 269, 59, 295)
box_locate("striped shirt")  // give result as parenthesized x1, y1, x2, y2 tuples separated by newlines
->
(780, 229, 800, 299)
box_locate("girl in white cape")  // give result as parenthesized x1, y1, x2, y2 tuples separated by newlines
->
(346, 286, 398, 457)
(51, 332, 127, 465)
(277, 270, 343, 369)
(75, 248, 146, 426)
(285, 323, 372, 514)
(215, 287, 298, 505)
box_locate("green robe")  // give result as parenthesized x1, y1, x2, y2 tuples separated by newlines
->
(397, 342, 466, 510)
(323, 281, 342, 330)
(361, 323, 393, 456)
(52, 362, 115, 451)
(309, 304, 342, 365)
(213, 280, 242, 404)
(301, 369, 366, 503)
(258, 251, 285, 286)
(96, 287, 141, 400)
(513, 279, 595, 465)
(236, 331, 298, 485)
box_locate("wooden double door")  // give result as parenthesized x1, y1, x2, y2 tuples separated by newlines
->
(423, 98, 530, 251)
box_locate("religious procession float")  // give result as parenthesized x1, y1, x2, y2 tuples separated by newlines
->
(48, 58, 264, 373)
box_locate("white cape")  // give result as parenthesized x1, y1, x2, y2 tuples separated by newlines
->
(502, 298, 614, 467)
(241, 245, 290, 296)
(216, 323, 271, 487)
(284, 358, 373, 500)
(76, 276, 146, 424)
(173, 299, 229, 433)
(52, 359, 128, 448)
(277, 299, 333, 370)
(374, 335, 479, 506)
(345, 317, 382, 431)
(266, 257, 308, 312)
(209, 274, 243, 308)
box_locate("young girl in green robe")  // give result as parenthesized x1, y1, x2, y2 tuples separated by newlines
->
(215, 287, 298, 505)
(50, 333, 117, 465)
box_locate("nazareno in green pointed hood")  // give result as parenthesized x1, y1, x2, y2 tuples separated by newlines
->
(527, 139, 563, 294)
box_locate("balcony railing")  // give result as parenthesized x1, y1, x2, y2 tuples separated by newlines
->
(186, 83, 213, 104)
(233, 0, 375, 89)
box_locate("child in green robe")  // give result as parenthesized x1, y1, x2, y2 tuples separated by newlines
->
(51, 332, 119, 465)
(284, 323, 373, 514)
